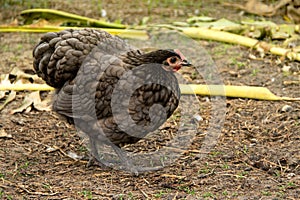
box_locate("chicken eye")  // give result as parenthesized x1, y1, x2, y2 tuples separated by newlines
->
(170, 57, 177, 64)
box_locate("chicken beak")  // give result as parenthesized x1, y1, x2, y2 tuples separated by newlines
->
(181, 59, 192, 66)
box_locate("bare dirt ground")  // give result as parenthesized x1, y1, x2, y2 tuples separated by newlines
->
(0, 0, 299, 199)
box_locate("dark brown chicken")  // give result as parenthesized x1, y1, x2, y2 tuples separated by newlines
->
(33, 28, 191, 173)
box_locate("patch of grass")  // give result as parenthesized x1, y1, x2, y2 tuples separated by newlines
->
(261, 190, 271, 196)
(15, 160, 35, 177)
(222, 190, 228, 196)
(128, 192, 135, 200)
(287, 182, 296, 188)
(212, 43, 233, 57)
(202, 192, 214, 198)
(160, 155, 169, 165)
(198, 167, 211, 174)
(279, 181, 297, 191)
(118, 194, 124, 200)
(190, 72, 198, 80)
(7, 195, 13, 200)
(154, 190, 166, 198)
(20, 161, 30, 169)
(2, 0, 50, 9)
(251, 68, 259, 76)
(177, 183, 195, 195)
(276, 191, 285, 198)
(232, 192, 238, 197)
(0, 189, 12, 200)
(184, 187, 195, 195)
(16, 44, 23, 51)
(237, 171, 248, 178)
(78, 145, 88, 152)
(222, 162, 230, 169)
(278, 185, 285, 191)
(198, 162, 213, 174)
(231, 58, 246, 69)
(209, 151, 222, 157)
(242, 144, 248, 154)
(80, 190, 93, 199)
(42, 183, 51, 189)
(0, 44, 10, 52)
(274, 170, 281, 177)
(282, 71, 291, 77)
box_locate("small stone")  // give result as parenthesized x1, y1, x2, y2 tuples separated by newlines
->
(282, 65, 291, 72)
(249, 143, 256, 147)
(46, 146, 57, 153)
(244, 167, 252, 171)
(101, 9, 107, 17)
(67, 151, 83, 160)
(248, 53, 257, 60)
(281, 104, 293, 112)
(193, 114, 203, 122)
(287, 173, 296, 179)
(265, 185, 271, 189)
(250, 138, 258, 143)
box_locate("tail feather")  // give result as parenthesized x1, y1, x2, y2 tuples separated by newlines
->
(32, 29, 115, 88)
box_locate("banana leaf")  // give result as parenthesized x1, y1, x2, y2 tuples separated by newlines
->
(20, 9, 125, 29)
(181, 27, 300, 61)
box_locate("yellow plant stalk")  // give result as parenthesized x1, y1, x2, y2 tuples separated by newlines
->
(181, 27, 300, 61)
(180, 84, 300, 101)
(0, 83, 54, 91)
(0, 83, 299, 101)
(0, 26, 149, 40)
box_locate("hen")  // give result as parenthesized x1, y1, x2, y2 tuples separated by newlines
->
(33, 28, 191, 173)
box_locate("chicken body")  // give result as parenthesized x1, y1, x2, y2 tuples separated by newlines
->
(33, 28, 187, 172)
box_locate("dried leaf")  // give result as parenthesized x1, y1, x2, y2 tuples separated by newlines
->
(10, 66, 44, 84)
(33, 93, 51, 112)
(0, 90, 5, 99)
(0, 91, 16, 111)
(11, 92, 35, 114)
(193, 18, 241, 30)
(224, 0, 291, 17)
(286, 3, 300, 23)
(11, 91, 50, 114)
(0, 129, 12, 138)
(0, 74, 10, 99)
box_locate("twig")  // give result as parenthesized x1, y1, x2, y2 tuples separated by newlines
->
(172, 191, 179, 200)
(138, 188, 149, 199)
(3, 179, 58, 196)
(161, 174, 186, 179)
